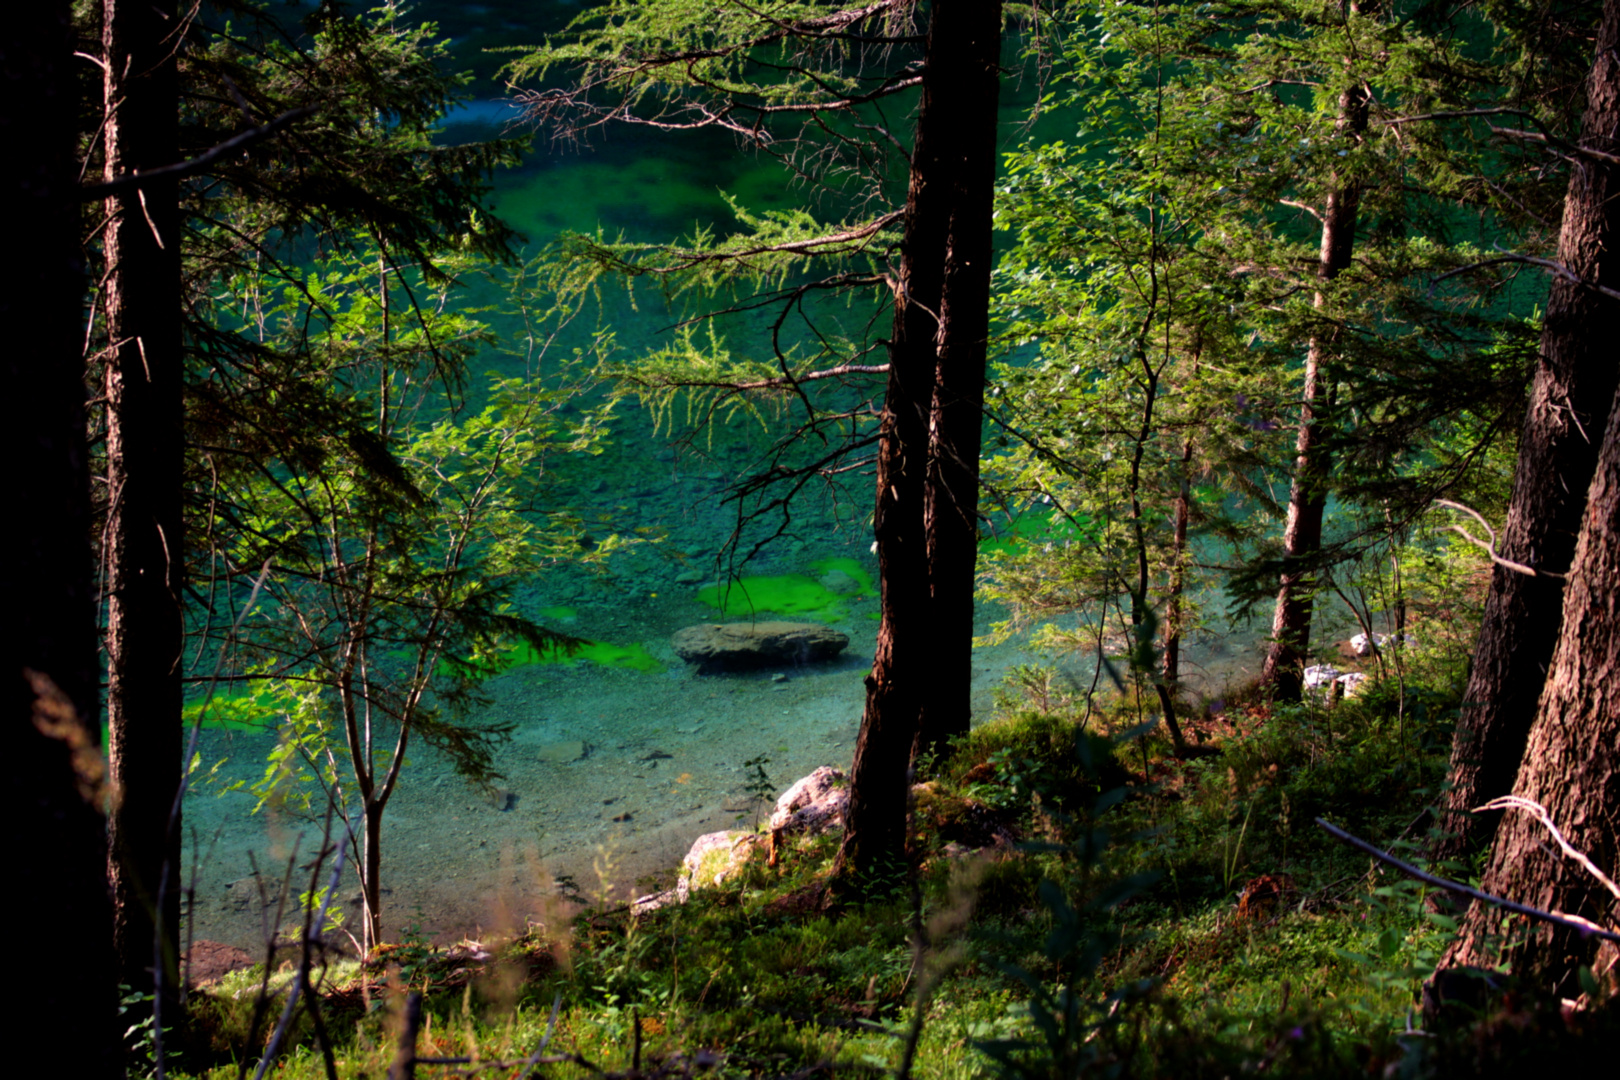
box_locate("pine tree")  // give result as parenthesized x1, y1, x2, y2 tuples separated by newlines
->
(511, 0, 1006, 878)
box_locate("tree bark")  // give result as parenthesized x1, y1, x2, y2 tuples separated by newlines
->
(917, 0, 1001, 761)
(1440, 375, 1620, 999)
(835, 0, 1002, 880)
(103, 0, 185, 1011)
(1259, 28, 1369, 701)
(4, 4, 123, 1073)
(1433, 0, 1620, 864)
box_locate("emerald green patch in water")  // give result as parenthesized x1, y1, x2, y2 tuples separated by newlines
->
(182, 691, 279, 731)
(504, 639, 665, 674)
(538, 605, 578, 620)
(696, 557, 877, 622)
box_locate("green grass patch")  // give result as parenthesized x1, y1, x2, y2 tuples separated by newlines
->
(696, 556, 877, 622)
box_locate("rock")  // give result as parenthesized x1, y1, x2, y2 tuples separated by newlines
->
(671, 621, 849, 672)
(185, 940, 257, 986)
(675, 569, 705, 585)
(536, 740, 588, 764)
(1350, 631, 1418, 657)
(817, 569, 859, 594)
(675, 830, 760, 901)
(1335, 672, 1369, 698)
(1302, 664, 1340, 691)
(768, 766, 848, 862)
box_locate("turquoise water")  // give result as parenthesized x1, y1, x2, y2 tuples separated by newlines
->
(182, 8, 1287, 951)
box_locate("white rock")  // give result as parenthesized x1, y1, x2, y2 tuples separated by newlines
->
(675, 830, 758, 902)
(1334, 672, 1369, 697)
(1350, 631, 1417, 657)
(1303, 664, 1341, 690)
(769, 766, 848, 838)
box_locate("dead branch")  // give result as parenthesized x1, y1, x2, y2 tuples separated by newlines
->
(1476, 796, 1620, 903)
(1315, 818, 1620, 943)
(81, 105, 319, 200)
(1432, 499, 1548, 578)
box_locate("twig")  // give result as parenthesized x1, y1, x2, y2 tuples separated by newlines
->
(1476, 796, 1620, 902)
(1314, 818, 1620, 943)
(1431, 499, 1546, 578)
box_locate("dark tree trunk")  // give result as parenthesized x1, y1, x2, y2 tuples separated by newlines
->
(917, 0, 1001, 761)
(1259, 51, 1368, 701)
(835, 0, 1002, 880)
(1440, 375, 1620, 999)
(103, 0, 185, 1012)
(1433, 0, 1620, 864)
(4, 4, 123, 1073)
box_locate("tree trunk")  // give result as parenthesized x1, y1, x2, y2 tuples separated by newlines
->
(4, 4, 123, 1073)
(1259, 36, 1369, 701)
(1433, 0, 1620, 864)
(364, 802, 384, 953)
(1163, 437, 1194, 693)
(103, 0, 185, 1011)
(1440, 376, 1620, 999)
(918, 0, 1001, 761)
(835, 0, 1002, 880)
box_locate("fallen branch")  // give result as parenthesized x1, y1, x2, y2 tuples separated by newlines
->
(1314, 818, 1620, 944)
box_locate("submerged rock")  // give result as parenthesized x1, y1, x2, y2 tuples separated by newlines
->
(671, 621, 849, 672)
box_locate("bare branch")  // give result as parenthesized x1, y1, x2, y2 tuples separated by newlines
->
(1490, 125, 1620, 167)
(1315, 818, 1620, 943)
(81, 105, 319, 200)
(1476, 796, 1620, 903)
(1430, 251, 1620, 304)
(1432, 499, 1547, 578)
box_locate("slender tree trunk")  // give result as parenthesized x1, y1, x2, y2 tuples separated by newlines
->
(5, 4, 123, 1073)
(1259, 34, 1368, 701)
(1433, 0, 1620, 864)
(1163, 437, 1194, 692)
(1440, 377, 1620, 999)
(835, 0, 1002, 880)
(103, 0, 185, 1011)
(364, 803, 384, 952)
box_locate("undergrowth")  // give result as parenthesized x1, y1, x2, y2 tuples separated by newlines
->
(173, 640, 1616, 1078)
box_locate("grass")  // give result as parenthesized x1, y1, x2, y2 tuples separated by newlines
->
(171, 632, 1616, 1079)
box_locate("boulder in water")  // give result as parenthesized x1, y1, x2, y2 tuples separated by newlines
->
(671, 621, 849, 672)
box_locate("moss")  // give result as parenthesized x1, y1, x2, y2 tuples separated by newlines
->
(695, 556, 878, 622)
(503, 639, 666, 674)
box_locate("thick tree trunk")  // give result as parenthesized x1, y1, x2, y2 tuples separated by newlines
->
(1259, 59, 1368, 701)
(835, 0, 1002, 880)
(103, 0, 185, 1011)
(1433, 0, 1620, 864)
(918, 0, 1001, 760)
(1441, 376, 1620, 999)
(4, 5, 123, 1074)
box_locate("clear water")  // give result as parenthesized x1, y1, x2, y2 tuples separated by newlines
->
(180, 6, 1287, 955)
